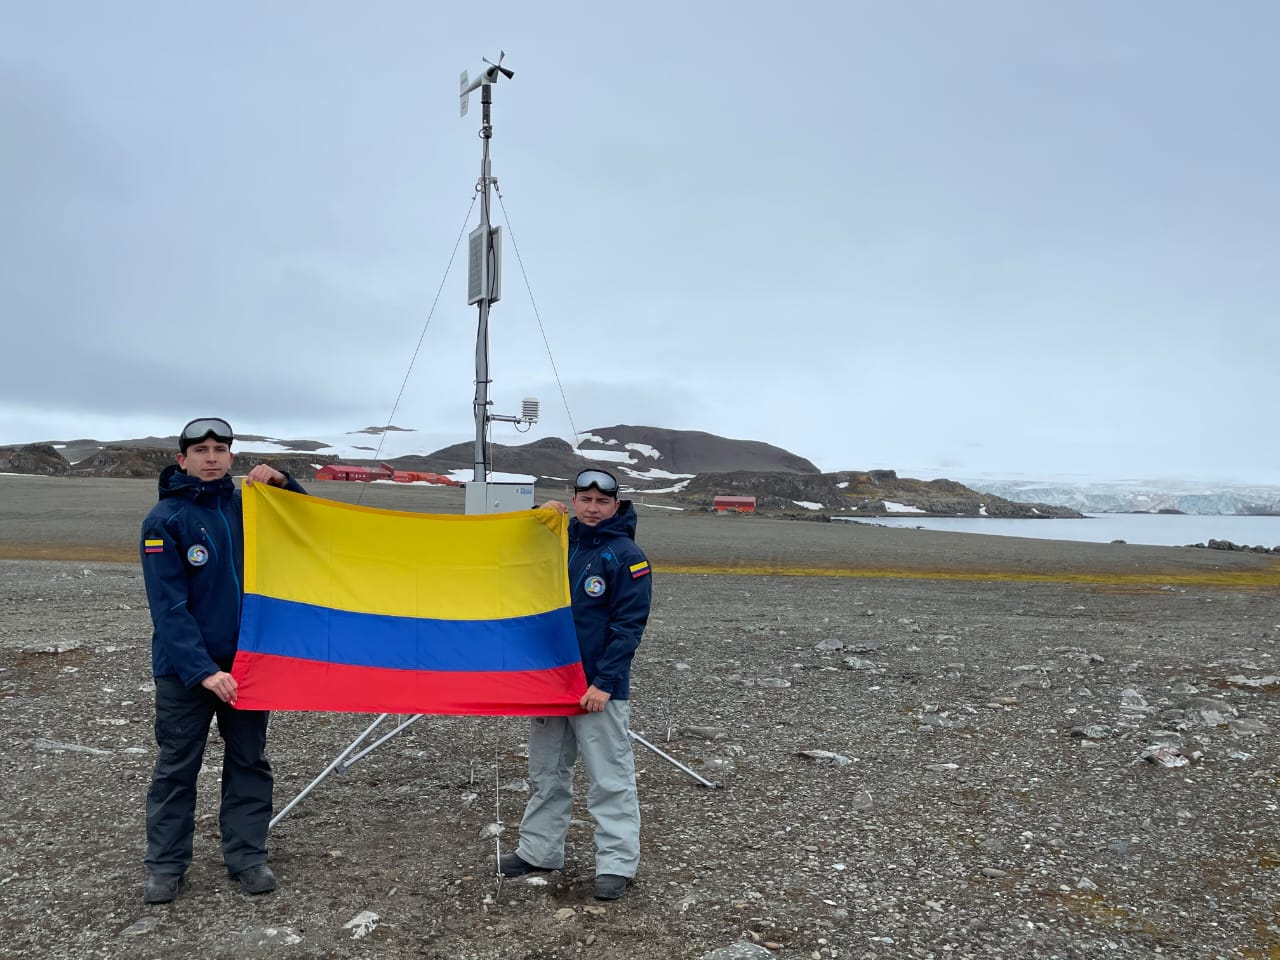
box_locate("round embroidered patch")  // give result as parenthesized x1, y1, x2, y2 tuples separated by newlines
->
(584, 575, 606, 597)
(187, 544, 209, 567)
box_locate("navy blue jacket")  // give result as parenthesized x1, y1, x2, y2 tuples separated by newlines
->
(140, 464, 305, 688)
(568, 501, 652, 700)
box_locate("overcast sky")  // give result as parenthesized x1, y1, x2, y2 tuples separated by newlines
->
(3, 2, 1277, 484)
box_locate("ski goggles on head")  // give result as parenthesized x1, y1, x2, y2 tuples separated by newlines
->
(179, 417, 234, 451)
(574, 469, 619, 496)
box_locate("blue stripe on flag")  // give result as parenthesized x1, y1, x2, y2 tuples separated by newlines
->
(240, 595, 581, 673)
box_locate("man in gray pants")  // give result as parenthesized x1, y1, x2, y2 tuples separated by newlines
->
(499, 469, 653, 900)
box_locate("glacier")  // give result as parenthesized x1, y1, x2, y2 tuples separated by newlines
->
(959, 477, 1280, 517)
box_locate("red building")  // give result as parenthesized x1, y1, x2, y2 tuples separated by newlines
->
(316, 463, 459, 485)
(315, 464, 371, 482)
(313, 464, 391, 482)
(713, 495, 757, 514)
(388, 469, 462, 487)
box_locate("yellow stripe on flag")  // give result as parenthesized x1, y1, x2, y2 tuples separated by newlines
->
(243, 484, 569, 620)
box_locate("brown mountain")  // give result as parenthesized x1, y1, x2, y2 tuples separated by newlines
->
(576, 425, 819, 475)
(400, 426, 817, 479)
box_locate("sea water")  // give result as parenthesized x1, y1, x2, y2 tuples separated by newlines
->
(832, 513, 1280, 549)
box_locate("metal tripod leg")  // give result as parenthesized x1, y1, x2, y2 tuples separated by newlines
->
(629, 729, 719, 789)
(271, 715, 717, 831)
(270, 713, 424, 829)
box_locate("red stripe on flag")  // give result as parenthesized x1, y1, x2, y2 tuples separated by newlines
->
(230, 651, 587, 716)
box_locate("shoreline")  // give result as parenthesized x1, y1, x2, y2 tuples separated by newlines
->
(2, 474, 1277, 587)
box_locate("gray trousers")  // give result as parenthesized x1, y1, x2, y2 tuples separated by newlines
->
(145, 676, 272, 877)
(515, 700, 640, 878)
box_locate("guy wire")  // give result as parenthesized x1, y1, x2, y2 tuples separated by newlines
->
(495, 187, 584, 458)
(357, 196, 477, 504)
(493, 738, 505, 896)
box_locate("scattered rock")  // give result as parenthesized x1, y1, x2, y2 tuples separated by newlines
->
(343, 911, 379, 939)
(698, 943, 776, 960)
(796, 749, 852, 767)
(1068, 724, 1116, 740)
(238, 927, 302, 948)
(1228, 718, 1269, 737)
(34, 738, 111, 756)
(1140, 745, 1190, 768)
(120, 916, 159, 937)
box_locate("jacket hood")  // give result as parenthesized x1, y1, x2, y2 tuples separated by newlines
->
(157, 462, 236, 504)
(570, 499, 638, 542)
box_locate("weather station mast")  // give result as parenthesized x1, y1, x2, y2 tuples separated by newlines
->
(459, 52, 539, 515)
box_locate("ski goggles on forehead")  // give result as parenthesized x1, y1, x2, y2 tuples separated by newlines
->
(574, 469, 618, 495)
(180, 417, 234, 446)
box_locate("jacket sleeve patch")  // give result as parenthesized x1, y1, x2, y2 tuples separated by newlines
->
(143, 537, 165, 555)
(629, 560, 650, 579)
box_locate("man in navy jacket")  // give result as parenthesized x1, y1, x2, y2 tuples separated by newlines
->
(139, 417, 304, 904)
(499, 468, 652, 900)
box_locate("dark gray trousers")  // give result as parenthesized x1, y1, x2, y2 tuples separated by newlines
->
(144, 675, 272, 876)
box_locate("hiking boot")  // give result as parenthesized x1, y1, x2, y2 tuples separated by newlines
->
(143, 873, 183, 904)
(232, 864, 277, 895)
(593, 874, 629, 900)
(497, 852, 552, 878)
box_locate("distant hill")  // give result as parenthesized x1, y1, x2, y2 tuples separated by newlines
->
(577, 425, 820, 475)
(403, 426, 818, 479)
(0, 427, 1080, 519)
(677, 469, 1079, 518)
(393, 437, 583, 480)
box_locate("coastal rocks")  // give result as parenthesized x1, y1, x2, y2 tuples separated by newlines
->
(1188, 538, 1280, 554)
(0, 444, 71, 476)
(678, 467, 1083, 517)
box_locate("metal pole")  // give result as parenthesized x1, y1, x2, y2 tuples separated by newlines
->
(628, 729, 720, 789)
(270, 713, 393, 829)
(342, 713, 426, 767)
(472, 83, 495, 481)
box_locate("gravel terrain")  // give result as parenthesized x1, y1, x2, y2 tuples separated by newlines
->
(1, 476, 1278, 959)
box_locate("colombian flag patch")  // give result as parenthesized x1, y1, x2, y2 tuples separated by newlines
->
(144, 539, 164, 555)
(629, 560, 650, 579)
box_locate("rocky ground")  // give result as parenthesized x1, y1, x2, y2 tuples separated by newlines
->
(1, 477, 1279, 959)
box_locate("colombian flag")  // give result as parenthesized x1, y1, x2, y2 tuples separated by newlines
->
(231, 485, 586, 716)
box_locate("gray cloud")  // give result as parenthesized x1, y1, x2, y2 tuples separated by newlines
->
(2, 2, 1278, 482)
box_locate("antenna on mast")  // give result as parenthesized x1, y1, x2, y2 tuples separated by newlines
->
(459, 52, 538, 515)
